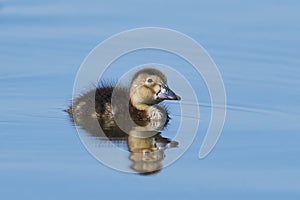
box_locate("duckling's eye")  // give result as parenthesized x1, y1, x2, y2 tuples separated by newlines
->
(146, 78, 153, 83)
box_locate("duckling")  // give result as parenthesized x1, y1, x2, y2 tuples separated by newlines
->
(66, 68, 181, 128)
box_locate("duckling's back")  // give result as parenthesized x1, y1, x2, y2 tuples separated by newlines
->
(66, 83, 129, 120)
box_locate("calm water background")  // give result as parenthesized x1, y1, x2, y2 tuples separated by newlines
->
(1, 0, 300, 199)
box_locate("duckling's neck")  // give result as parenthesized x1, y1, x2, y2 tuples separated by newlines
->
(130, 100, 167, 122)
(130, 94, 151, 111)
(132, 102, 151, 112)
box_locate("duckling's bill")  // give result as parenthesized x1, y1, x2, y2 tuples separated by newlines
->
(156, 84, 181, 101)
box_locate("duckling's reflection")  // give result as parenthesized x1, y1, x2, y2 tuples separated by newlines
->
(69, 115, 178, 175)
(127, 125, 178, 175)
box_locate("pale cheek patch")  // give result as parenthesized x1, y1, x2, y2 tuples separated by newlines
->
(139, 86, 153, 98)
(153, 84, 161, 94)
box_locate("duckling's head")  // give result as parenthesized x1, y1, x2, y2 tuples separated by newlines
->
(130, 68, 181, 109)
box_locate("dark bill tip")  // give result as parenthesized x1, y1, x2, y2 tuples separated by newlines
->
(156, 84, 181, 101)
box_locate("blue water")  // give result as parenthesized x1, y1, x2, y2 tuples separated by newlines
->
(1, 0, 300, 199)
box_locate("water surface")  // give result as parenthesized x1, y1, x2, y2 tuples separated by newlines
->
(1, 0, 300, 199)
